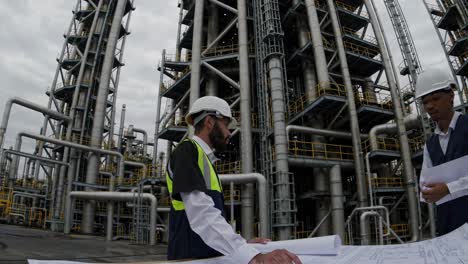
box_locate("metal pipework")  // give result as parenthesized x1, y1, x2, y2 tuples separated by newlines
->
(286, 125, 368, 140)
(15, 131, 125, 220)
(369, 115, 421, 152)
(188, 0, 205, 108)
(304, 0, 330, 88)
(83, 0, 129, 234)
(360, 211, 383, 245)
(117, 104, 126, 152)
(292, 0, 317, 102)
(327, 0, 367, 208)
(154, 49, 166, 175)
(65, 191, 157, 245)
(364, 0, 419, 242)
(124, 161, 147, 178)
(330, 165, 345, 240)
(289, 157, 354, 169)
(132, 127, 148, 156)
(0, 97, 71, 151)
(219, 173, 268, 238)
(206, 2, 219, 96)
(268, 57, 293, 239)
(237, 0, 255, 239)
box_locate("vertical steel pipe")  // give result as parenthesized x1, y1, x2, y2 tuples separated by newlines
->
(189, 0, 205, 107)
(330, 165, 345, 240)
(153, 50, 165, 176)
(326, 0, 367, 208)
(304, 0, 330, 89)
(238, 0, 254, 239)
(268, 57, 292, 239)
(365, 0, 419, 241)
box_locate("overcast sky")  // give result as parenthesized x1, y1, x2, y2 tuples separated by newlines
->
(0, 0, 448, 158)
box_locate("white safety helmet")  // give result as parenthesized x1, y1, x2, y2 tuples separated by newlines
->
(415, 67, 457, 99)
(185, 96, 237, 129)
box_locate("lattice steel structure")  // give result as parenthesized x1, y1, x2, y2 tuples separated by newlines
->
(156, 0, 424, 243)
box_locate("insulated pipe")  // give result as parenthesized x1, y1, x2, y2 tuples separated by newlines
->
(428, 203, 436, 238)
(117, 104, 126, 152)
(189, 0, 205, 108)
(360, 211, 383, 245)
(293, 0, 317, 102)
(369, 115, 421, 152)
(124, 161, 147, 178)
(0, 97, 71, 151)
(330, 165, 345, 240)
(289, 157, 355, 169)
(327, 0, 367, 208)
(206, 2, 219, 96)
(15, 132, 125, 216)
(153, 49, 166, 176)
(66, 191, 157, 245)
(286, 125, 368, 140)
(132, 128, 148, 156)
(304, 0, 330, 89)
(268, 57, 292, 239)
(219, 173, 268, 238)
(175, 0, 184, 62)
(83, 0, 128, 234)
(238, 0, 255, 239)
(364, 0, 419, 242)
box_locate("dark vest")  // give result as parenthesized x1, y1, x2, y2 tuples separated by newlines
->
(167, 140, 225, 260)
(426, 114, 468, 166)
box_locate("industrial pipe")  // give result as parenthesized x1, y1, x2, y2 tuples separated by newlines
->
(369, 115, 421, 152)
(132, 128, 148, 156)
(124, 161, 147, 178)
(83, 0, 129, 234)
(364, 0, 419, 241)
(0, 97, 71, 151)
(237, 0, 255, 239)
(15, 131, 125, 220)
(360, 211, 383, 245)
(330, 165, 345, 240)
(154, 49, 166, 173)
(219, 173, 268, 238)
(327, 0, 368, 209)
(286, 125, 368, 140)
(66, 191, 157, 245)
(117, 104, 126, 152)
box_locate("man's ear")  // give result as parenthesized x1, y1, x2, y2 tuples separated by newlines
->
(204, 116, 214, 130)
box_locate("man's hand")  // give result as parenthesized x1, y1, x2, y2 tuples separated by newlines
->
(422, 183, 450, 203)
(247, 237, 271, 244)
(249, 249, 302, 264)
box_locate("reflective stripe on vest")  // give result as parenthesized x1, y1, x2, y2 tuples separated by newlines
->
(166, 139, 222, 211)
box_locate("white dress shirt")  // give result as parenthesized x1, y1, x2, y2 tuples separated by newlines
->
(180, 136, 260, 263)
(420, 111, 468, 204)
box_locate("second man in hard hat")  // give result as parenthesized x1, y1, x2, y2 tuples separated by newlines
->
(416, 68, 468, 236)
(166, 96, 302, 263)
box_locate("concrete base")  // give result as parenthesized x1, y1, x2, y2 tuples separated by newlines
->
(0, 224, 167, 263)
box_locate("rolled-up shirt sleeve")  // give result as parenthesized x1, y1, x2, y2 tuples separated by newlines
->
(181, 191, 259, 263)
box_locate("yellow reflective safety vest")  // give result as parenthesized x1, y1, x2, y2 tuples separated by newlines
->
(166, 138, 225, 260)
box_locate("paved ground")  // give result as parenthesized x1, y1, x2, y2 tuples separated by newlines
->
(0, 224, 168, 263)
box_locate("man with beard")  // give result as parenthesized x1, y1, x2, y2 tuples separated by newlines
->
(417, 68, 468, 236)
(166, 96, 301, 263)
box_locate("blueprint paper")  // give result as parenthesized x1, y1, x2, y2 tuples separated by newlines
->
(28, 224, 468, 264)
(420, 155, 468, 204)
(251, 234, 341, 255)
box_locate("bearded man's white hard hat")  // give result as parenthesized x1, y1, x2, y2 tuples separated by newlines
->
(185, 96, 237, 129)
